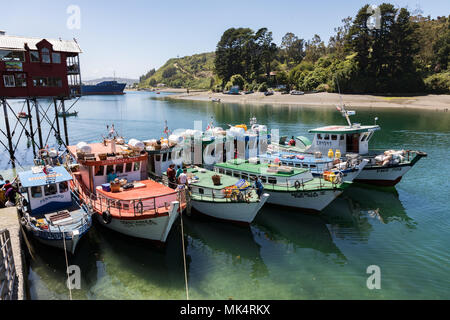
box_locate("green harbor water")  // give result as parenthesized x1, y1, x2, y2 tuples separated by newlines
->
(1, 91, 449, 299)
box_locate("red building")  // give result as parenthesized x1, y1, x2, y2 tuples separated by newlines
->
(0, 31, 82, 99)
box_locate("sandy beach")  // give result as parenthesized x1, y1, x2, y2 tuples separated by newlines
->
(157, 90, 450, 111)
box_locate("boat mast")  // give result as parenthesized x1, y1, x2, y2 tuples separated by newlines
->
(336, 76, 353, 127)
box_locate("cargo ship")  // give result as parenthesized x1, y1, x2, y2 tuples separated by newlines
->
(81, 81, 126, 95)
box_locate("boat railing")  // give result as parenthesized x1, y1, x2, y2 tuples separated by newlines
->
(70, 176, 180, 217)
(263, 175, 340, 192)
(0, 228, 16, 300)
(189, 185, 257, 203)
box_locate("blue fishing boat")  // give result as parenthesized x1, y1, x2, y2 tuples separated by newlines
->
(81, 81, 126, 95)
(258, 151, 369, 183)
(17, 165, 92, 254)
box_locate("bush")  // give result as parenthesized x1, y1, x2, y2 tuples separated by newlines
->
(424, 72, 450, 94)
(230, 74, 245, 90)
(213, 84, 223, 92)
(316, 83, 330, 92)
(258, 82, 268, 92)
(224, 81, 233, 91)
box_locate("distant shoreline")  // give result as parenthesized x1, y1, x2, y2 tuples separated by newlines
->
(154, 90, 450, 111)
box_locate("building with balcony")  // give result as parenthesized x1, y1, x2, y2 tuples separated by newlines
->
(0, 31, 82, 99)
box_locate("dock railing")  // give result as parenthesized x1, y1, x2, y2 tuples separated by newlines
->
(0, 229, 16, 300)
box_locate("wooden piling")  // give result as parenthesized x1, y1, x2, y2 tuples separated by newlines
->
(26, 99, 36, 157)
(61, 99, 69, 145)
(33, 99, 43, 150)
(2, 99, 15, 168)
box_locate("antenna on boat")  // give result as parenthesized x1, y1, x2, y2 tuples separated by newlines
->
(335, 75, 354, 127)
(163, 120, 170, 138)
(374, 117, 379, 125)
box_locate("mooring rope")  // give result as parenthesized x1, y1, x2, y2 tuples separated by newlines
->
(178, 189, 189, 300)
(60, 228, 72, 300)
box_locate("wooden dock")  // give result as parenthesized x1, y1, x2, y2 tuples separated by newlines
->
(0, 207, 26, 300)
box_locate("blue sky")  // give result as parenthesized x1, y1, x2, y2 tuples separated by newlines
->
(1, 0, 448, 80)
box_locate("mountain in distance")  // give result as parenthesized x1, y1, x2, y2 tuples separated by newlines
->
(139, 52, 215, 90)
(82, 77, 139, 86)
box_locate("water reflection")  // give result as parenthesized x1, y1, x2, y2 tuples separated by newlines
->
(253, 206, 346, 262)
(183, 216, 268, 280)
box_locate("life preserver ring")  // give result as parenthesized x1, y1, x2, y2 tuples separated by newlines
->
(102, 210, 112, 224)
(294, 180, 302, 190)
(135, 200, 144, 214)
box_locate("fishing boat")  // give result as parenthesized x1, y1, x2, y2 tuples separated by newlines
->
(164, 167, 269, 224)
(17, 111, 30, 119)
(259, 151, 369, 183)
(66, 135, 185, 245)
(211, 98, 221, 103)
(16, 164, 92, 254)
(214, 159, 347, 213)
(58, 111, 78, 117)
(270, 106, 427, 186)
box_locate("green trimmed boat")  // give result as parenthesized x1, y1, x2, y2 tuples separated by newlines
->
(214, 159, 347, 213)
(167, 167, 269, 224)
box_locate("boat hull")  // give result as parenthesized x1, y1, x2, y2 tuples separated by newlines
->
(94, 201, 180, 243)
(191, 193, 269, 224)
(265, 188, 342, 212)
(354, 164, 413, 187)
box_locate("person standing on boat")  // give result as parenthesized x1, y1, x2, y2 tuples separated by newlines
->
(254, 177, 264, 200)
(107, 168, 117, 183)
(175, 165, 183, 179)
(167, 164, 176, 189)
(178, 168, 189, 187)
(288, 136, 296, 146)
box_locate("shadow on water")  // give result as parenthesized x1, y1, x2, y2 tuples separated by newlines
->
(183, 215, 268, 279)
(252, 206, 346, 262)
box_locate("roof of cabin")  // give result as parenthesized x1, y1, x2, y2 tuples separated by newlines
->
(96, 180, 176, 201)
(0, 34, 82, 53)
(215, 159, 309, 177)
(309, 125, 380, 134)
(260, 152, 333, 164)
(18, 165, 72, 188)
(67, 142, 147, 163)
(187, 168, 241, 189)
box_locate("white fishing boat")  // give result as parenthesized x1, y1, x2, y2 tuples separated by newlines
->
(17, 164, 92, 254)
(269, 106, 427, 186)
(164, 167, 269, 225)
(214, 159, 347, 213)
(66, 133, 185, 245)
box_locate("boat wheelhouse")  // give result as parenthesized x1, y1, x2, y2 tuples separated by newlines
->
(259, 151, 369, 183)
(164, 167, 269, 224)
(17, 165, 92, 254)
(214, 159, 347, 212)
(67, 138, 184, 244)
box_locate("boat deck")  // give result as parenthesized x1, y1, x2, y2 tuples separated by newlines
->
(187, 168, 240, 189)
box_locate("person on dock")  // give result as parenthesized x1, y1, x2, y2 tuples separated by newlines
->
(288, 136, 296, 146)
(253, 177, 264, 200)
(167, 164, 176, 189)
(4, 184, 17, 207)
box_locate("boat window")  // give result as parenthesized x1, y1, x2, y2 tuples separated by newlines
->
(59, 181, 68, 193)
(155, 155, 161, 162)
(44, 183, 57, 196)
(225, 170, 232, 176)
(241, 173, 249, 180)
(199, 188, 204, 195)
(295, 163, 301, 168)
(125, 162, 132, 172)
(31, 186, 42, 198)
(233, 171, 240, 178)
(218, 168, 224, 174)
(317, 134, 322, 140)
(116, 163, 124, 174)
(260, 176, 267, 183)
(310, 164, 316, 168)
(324, 134, 330, 140)
(340, 135, 344, 140)
(302, 164, 309, 168)
(134, 161, 141, 171)
(162, 153, 167, 162)
(106, 165, 114, 175)
(95, 165, 104, 176)
(250, 175, 257, 181)
(268, 177, 277, 184)
(168, 152, 172, 161)
(331, 135, 338, 140)
(367, 132, 374, 141)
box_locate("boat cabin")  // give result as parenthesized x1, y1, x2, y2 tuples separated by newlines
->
(214, 159, 314, 188)
(67, 140, 148, 193)
(259, 152, 335, 173)
(18, 166, 73, 215)
(306, 124, 380, 155)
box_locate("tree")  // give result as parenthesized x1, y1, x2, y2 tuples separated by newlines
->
(304, 34, 326, 63)
(230, 74, 245, 90)
(255, 28, 278, 77)
(328, 17, 352, 59)
(281, 32, 305, 66)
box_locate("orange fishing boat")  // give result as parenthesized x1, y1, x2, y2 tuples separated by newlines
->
(66, 137, 186, 245)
